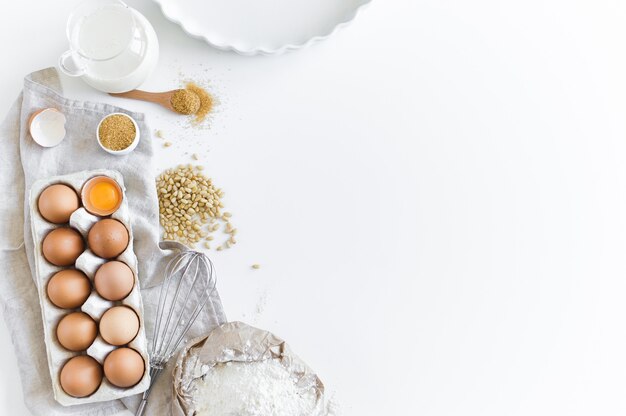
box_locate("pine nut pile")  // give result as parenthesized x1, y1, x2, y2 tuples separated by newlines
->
(156, 165, 237, 250)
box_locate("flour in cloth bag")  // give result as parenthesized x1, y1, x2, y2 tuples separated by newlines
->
(194, 359, 318, 416)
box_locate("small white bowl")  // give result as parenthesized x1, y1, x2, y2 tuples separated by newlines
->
(96, 113, 140, 156)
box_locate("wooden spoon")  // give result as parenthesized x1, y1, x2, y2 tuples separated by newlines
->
(109, 89, 182, 113)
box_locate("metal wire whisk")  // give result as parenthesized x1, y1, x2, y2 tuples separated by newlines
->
(135, 250, 217, 416)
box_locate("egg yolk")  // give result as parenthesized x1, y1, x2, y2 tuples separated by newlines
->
(89, 181, 120, 212)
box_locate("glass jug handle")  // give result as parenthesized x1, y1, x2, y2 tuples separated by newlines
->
(58, 50, 86, 77)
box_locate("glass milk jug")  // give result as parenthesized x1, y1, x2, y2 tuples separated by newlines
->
(58, 0, 159, 93)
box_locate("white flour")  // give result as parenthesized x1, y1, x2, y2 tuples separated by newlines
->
(193, 359, 319, 416)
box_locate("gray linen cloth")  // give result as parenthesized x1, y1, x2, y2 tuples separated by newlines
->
(0, 68, 226, 415)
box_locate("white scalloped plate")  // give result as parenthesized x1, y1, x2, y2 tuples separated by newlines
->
(153, 0, 372, 55)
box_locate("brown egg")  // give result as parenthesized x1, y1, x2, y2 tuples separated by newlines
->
(88, 219, 129, 259)
(60, 355, 102, 397)
(94, 261, 134, 301)
(42, 227, 85, 266)
(103, 348, 145, 388)
(99, 306, 140, 346)
(56, 312, 98, 351)
(37, 184, 79, 224)
(47, 269, 91, 309)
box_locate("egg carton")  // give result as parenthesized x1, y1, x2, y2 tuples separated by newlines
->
(28, 169, 150, 406)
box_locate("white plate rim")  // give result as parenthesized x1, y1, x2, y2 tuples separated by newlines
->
(151, 0, 373, 56)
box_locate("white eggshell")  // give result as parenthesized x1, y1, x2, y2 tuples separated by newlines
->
(29, 108, 67, 147)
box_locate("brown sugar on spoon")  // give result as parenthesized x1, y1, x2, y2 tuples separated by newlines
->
(154, 82, 213, 123)
(170, 89, 201, 115)
(110, 83, 214, 125)
(184, 82, 214, 124)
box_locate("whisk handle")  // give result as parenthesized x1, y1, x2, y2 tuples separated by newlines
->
(135, 391, 149, 416)
(134, 366, 165, 416)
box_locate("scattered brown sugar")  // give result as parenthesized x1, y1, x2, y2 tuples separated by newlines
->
(170, 89, 201, 115)
(99, 114, 136, 151)
(184, 82, 214, 124)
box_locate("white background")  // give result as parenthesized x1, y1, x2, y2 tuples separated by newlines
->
(2, 0, 626, 415)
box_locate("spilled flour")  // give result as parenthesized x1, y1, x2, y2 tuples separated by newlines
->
(193, 359, 319, 416)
